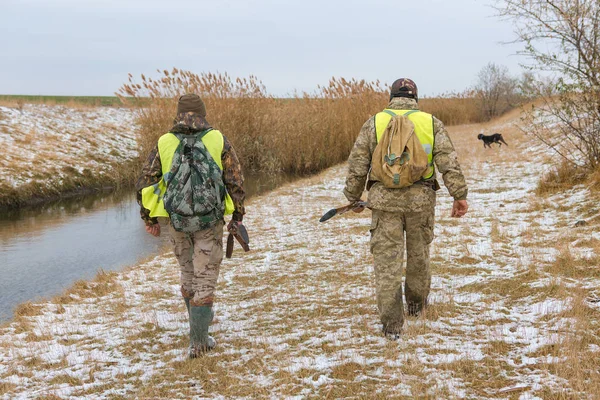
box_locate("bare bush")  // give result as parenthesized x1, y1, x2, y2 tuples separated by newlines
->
(474, 62, 520, 119)
(496, 0, 600, 170)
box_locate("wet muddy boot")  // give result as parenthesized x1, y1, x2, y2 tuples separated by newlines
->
(189, 305, 216, 358)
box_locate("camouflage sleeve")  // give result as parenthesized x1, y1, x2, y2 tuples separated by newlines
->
(432, 117, 468, 200)
(343, 117, 376, 202)
(222, 135, 246, 221)
(135, 145, 161, 226)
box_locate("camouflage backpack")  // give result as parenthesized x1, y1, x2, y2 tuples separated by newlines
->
(163, 129, 226, 232)
(371, 110, 430, 188)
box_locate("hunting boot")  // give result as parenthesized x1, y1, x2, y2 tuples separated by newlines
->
(406, 298, 428, 317)
(189, 305, 216, 358)
(382, 324, 403, 341)
(184, 297, 191, 314)
(385, 331, 402, 341)
(181, 287, 193, 315)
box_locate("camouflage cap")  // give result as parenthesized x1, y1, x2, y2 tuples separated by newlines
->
(177, 94, 206, 117)
(390, 78, 418, 101)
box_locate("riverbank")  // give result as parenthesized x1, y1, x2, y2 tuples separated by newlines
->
(1, 111, 599, 398)
(0, 104, 138, 208)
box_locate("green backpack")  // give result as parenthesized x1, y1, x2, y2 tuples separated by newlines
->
(163, 129, 226, 232)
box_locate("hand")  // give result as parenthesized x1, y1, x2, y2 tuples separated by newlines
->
(451, 200, 468, 218)
(228, 219, 241, 233)
(352, 201, 366, 213)
(145, 224, 161, 237)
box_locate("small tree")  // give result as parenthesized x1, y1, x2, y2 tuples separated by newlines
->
(517, 71, 537, 99)
(495, 0, 600, 169)
(474, 62, 519, 119)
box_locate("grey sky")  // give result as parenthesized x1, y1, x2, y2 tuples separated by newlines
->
(0, 0, 523, 97)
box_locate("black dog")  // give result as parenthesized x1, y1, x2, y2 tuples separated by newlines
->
(477, 133, 508, 148)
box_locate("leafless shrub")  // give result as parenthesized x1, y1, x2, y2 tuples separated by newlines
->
(496, 0, 600, 170)
(474, 62, 521, 119)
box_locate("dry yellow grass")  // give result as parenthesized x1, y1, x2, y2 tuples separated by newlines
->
(119, 69, 500, 176)
(420, 92, 486, 126)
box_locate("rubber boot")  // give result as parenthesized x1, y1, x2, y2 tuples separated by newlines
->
(189, 305, 216, 358)
(184, 297, 191, 315)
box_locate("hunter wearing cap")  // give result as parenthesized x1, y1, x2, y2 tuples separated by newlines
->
(136, 94, 246, 357)
(343, 78, 468, 338)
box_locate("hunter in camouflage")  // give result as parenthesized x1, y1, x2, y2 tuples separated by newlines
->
(344, 78, 468, 337)
(136, 111, 245, 226)
(137, 94, 246, 356)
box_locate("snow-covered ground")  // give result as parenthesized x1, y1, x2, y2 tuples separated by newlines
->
(1, 111, 599, 399)
(0, 104, 137, 198)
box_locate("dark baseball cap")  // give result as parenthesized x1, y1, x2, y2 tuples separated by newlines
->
(390, 78, 418, 101)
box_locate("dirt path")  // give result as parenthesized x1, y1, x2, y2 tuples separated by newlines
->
(1, 113, 599, 399)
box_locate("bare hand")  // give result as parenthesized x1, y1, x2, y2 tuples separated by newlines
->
(352, 204, 366, 213)
(145, 224, 161, 237)
(451, 200, 468, 218)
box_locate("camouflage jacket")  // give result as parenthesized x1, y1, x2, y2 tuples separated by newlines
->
(136, 112, 246, 225)
(343, 98, 468, 212)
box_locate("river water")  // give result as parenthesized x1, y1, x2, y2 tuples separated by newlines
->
(0, 173, 294, 322)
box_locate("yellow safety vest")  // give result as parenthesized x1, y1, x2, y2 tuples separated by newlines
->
(374, 109, 435, 179)
(140, 129, 234, 218)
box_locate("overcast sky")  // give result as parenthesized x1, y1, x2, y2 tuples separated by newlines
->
(0, 0, 523, 97)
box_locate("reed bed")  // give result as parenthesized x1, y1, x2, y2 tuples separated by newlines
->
(118, 69, 487, 175)
(420, 91, 487, 126)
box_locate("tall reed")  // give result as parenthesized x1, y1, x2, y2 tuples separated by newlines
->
(118, 70, 487, 175)
(118, 70, 384, 175)
(420, 91, 487, 126)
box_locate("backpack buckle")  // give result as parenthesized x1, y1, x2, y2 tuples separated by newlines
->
(399, 152, 410, 165)
(385, 152, 411, 166)
(384, 153, 397, 166)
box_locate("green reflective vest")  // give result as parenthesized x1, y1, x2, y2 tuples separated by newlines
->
(140, 129, 234, 218)
(374, 109, 435, 179)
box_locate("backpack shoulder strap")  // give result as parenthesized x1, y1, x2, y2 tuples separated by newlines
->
(196, 128, 213, 140)
(382, 109, 419, 118)
(374, 109, 396, 134)
(172, 128, 213, 142)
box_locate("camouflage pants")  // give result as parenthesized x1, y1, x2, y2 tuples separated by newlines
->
(168, 221, 224, 307)
(370, 208, 435, 333)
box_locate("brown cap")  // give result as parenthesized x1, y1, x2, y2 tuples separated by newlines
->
(390, 78, 418, 101)
(177, 94, 206, 117)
